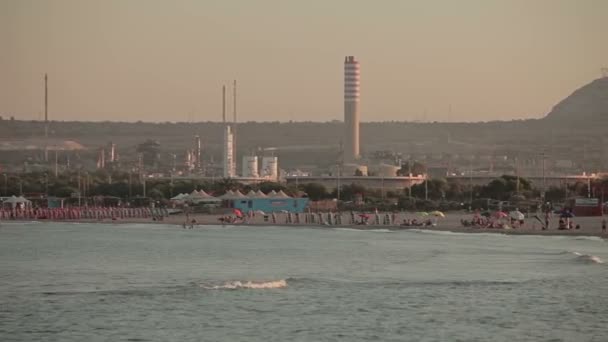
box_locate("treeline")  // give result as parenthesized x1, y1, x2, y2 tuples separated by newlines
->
(2, 171, 606, 211)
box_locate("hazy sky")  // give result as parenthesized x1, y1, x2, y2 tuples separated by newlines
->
(1, 0, 607, 123)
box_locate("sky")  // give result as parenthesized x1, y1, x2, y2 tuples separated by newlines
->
(1, 0, 607, 123)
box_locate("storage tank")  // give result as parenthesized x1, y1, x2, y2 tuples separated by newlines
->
(373, 163, 400, 177)
(261, 156, 278, 180)
(338, 163, 368, 176)
(242, 156, 259, 178)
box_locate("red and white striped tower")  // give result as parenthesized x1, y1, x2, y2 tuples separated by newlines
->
(344, 56, 360, 161)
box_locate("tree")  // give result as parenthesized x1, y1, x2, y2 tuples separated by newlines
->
(334, 183, 366, 201)
(300, 183, 329, 201)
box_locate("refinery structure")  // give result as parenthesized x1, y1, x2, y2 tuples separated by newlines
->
(0, 56, 604, 197)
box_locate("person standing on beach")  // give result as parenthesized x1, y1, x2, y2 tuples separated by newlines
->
(602, 218, 606, 234)
(544, 211, 550, 230)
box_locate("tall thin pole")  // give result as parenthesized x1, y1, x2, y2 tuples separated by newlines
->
(469, 156, 473, 210)
(232, 80, 237, 172)
(424, 175, 428, 200)
(44, 74, 49, 162)
(222, 85, 226, 124)
(54, 150, 58, 177)
(541, 152, 546, 203)
(408, 160, 412, 199)
(77, 170, 81, 207)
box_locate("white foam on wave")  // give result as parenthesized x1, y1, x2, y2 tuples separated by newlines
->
(567, 251, 604, 264)
(333, 227, 392, 233)
(408, 229, 508, 238)
(573, 236, 605, 242)
(202, 279, 288, 290)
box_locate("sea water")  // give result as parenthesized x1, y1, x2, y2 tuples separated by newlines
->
(1, 222, 607, 341)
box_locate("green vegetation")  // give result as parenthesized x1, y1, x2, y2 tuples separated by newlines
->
(3, 171, 606, 211)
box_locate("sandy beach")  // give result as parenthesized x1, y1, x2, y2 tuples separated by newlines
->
(21, 211, 607, 238)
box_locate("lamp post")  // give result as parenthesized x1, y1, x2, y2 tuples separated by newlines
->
(44, 173, 48, 197)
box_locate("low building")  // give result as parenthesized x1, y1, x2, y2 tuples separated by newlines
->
(230, 197, 309, 213)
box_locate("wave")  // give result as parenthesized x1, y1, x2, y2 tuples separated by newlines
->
(573, 236, 605, 242)
(201, 279, 288, 290)
(332, 228, 392, 233)
(565, 251, 604, 264)
(407, 229, 509, 238)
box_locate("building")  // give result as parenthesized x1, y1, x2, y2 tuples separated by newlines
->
(344, 56, 361, 162)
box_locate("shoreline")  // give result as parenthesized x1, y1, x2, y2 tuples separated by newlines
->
(3, 213, 607, 239)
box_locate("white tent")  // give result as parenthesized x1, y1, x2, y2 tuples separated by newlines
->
(255, 190, 268, 198)
(2, 195, 32, 208)
(170, 193, 188, 201)
(232, 190, 246, 198)
(246, 190, 257, 198)
(219, 190, 236, 199)
(267, 190, 278, 198)
(275, 190, 291, 198)
(185, 190, 220, 203)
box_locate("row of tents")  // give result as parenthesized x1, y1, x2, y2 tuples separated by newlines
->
(170, 189, 293, 204)
(0, 195, 32, 208)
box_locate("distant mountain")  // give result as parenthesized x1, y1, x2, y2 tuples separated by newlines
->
(543, 77, 608, 125)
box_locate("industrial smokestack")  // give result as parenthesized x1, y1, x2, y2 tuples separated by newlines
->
(344, 56, 360, 162)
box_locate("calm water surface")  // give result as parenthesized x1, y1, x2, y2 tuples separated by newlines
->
(1, 222, 607, 341)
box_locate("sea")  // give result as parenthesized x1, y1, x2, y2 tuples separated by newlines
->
(1, 222, 607, 342)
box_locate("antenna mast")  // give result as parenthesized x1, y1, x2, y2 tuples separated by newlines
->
(232, 80, 237, 171)
(44, 74, 49, 162)
(222, 85, 226, 124)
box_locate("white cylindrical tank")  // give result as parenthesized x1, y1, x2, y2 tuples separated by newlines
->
(242, 156, 259, 178)
(261, 156, 278, 180)
(374, 163, 400, 177)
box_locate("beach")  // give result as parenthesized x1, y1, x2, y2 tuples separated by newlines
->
(19, 210, 607, 238)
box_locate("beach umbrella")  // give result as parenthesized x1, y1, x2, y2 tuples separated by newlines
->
(510, 211, 525, 220)
(430, 210, 445, 218)
(233, 208, 244, 218)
